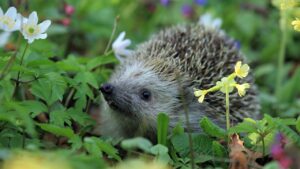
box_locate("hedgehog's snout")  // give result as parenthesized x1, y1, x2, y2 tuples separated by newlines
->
(100, 83, 122, 111)
(100, 83, 114, 95)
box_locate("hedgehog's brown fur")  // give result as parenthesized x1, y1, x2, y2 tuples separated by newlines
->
(97, 24, 259, 140)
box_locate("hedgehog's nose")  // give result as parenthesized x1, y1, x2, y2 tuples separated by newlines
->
(100, 83, 114, 95)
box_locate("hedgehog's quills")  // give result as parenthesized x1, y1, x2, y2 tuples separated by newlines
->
(94, 24, 260, 141)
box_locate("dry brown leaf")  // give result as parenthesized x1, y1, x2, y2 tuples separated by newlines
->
(229, 134, 262, 169)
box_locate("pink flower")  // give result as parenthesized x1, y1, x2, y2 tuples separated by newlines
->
(64, 4, 75, 16)
(61, 18, 71, 26)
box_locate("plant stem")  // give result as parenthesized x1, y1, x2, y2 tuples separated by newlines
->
(275, 9, 287, 101)
(104, 16, 119, 55)
(176, 72, 195, 169)
(225, 89, 230, 131)
(261, 134, 265, 156)
(0, 32, 22, 80)
(14, 43, 29, 96)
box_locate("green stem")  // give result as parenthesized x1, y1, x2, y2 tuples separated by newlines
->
(261, 134, 265, 156)
(225, 88, 230, 131)
(14, 43, 29, 96)
(275, 10, 287, 101)
(0, 32, 22, 80)
(104, 16, 119, 55)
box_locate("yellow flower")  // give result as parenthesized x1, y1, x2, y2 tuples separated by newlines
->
(280, 0, 298, 10)
(235, 83, 250, 97)
(194, 89, 208, 103)
(234, 61, 250, 78)
(216, 77, 236, 94)
(112, 159, 170, 169)
(292, 18, 300, 31)
(2, 151, 71, 169)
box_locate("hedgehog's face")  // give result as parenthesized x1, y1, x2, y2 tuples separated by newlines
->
(100, 61, 181, 120)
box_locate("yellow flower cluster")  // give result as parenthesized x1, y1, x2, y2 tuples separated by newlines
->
(291, 18, 300, 31)
(2, 151, 71, 169)
(194, 61, 250, 103)
(280, 0, 298, 10)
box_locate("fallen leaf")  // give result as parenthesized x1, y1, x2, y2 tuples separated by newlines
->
(229, 134, 262, 169)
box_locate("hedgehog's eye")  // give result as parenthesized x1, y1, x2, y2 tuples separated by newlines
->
(140, 89, 151, 101)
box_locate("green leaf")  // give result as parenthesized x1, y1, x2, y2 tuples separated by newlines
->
(86, 54, 118, 71)
(212, 141, 226, 157)
(37, 123, 75, 139)
(277, 68, 300, 103)
(228, 118, 257, 134)
(84, 137, 121, 161)
(265, 114, 300, 147)
(150, 144, 172, 164)
(157, 113, 169, 146)
(172, 122, 184, 135)
(30, 72, 67, 106)
(121, 137, 153, 153)
(171, 133, 213, 157)
(200, 117, 226, 139)
(49, 110, 71, 127)
(20, 101, 48, 117)
(74, 72, 98, 89)
(296, 117, 300, 133)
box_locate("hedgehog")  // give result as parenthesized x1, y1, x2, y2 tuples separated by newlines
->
(95, 24, 259, 141)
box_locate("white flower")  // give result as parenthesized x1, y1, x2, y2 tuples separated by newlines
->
(112, 31, 133, 62)
(0, 31, 11, 47)
(0, 7, 21, 32)
(21, 11, 51, 44)
(199, 13, 222, 30)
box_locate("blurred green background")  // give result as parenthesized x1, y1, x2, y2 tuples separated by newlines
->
(0, 0, 299, 168)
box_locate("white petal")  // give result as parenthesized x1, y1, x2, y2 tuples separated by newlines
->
(199, 13, 212, 26)
(0, 31, 11, 47)
(121, 39, 131, 47)
(114, 32, 125, 44)
(120, 49, 133, 57)
(28, 11, 38, 25)
(0, 7, 3, 16)
(36, 33, 47, 39)
(212, 18, 222, 29)
(13, 18, 21, 31)
(5, 7, 17, 19)
(27, 37, 34, 44)
(38, 20, 51, 33)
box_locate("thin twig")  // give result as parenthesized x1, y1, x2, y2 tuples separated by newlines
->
(65, 88, 75, 107)
(104, 16, 119, 55)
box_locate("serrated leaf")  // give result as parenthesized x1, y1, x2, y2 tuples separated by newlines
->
(37, 123, 75, 139)
(157, 113, 169, 146)
(84, 137, 120, 161)
(74, 72, 98, 89)
(49, 110, 71, 127)
(20, 101, 48, 117)
(200, 117, 226, 139)
(265, 114, 300, 147)
(30, 72, 67, 106)
(171, 133, 213, 157)
(228, 118, 257, 134)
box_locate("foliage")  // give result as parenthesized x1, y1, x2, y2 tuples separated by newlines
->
(0, 0, 299, 169)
